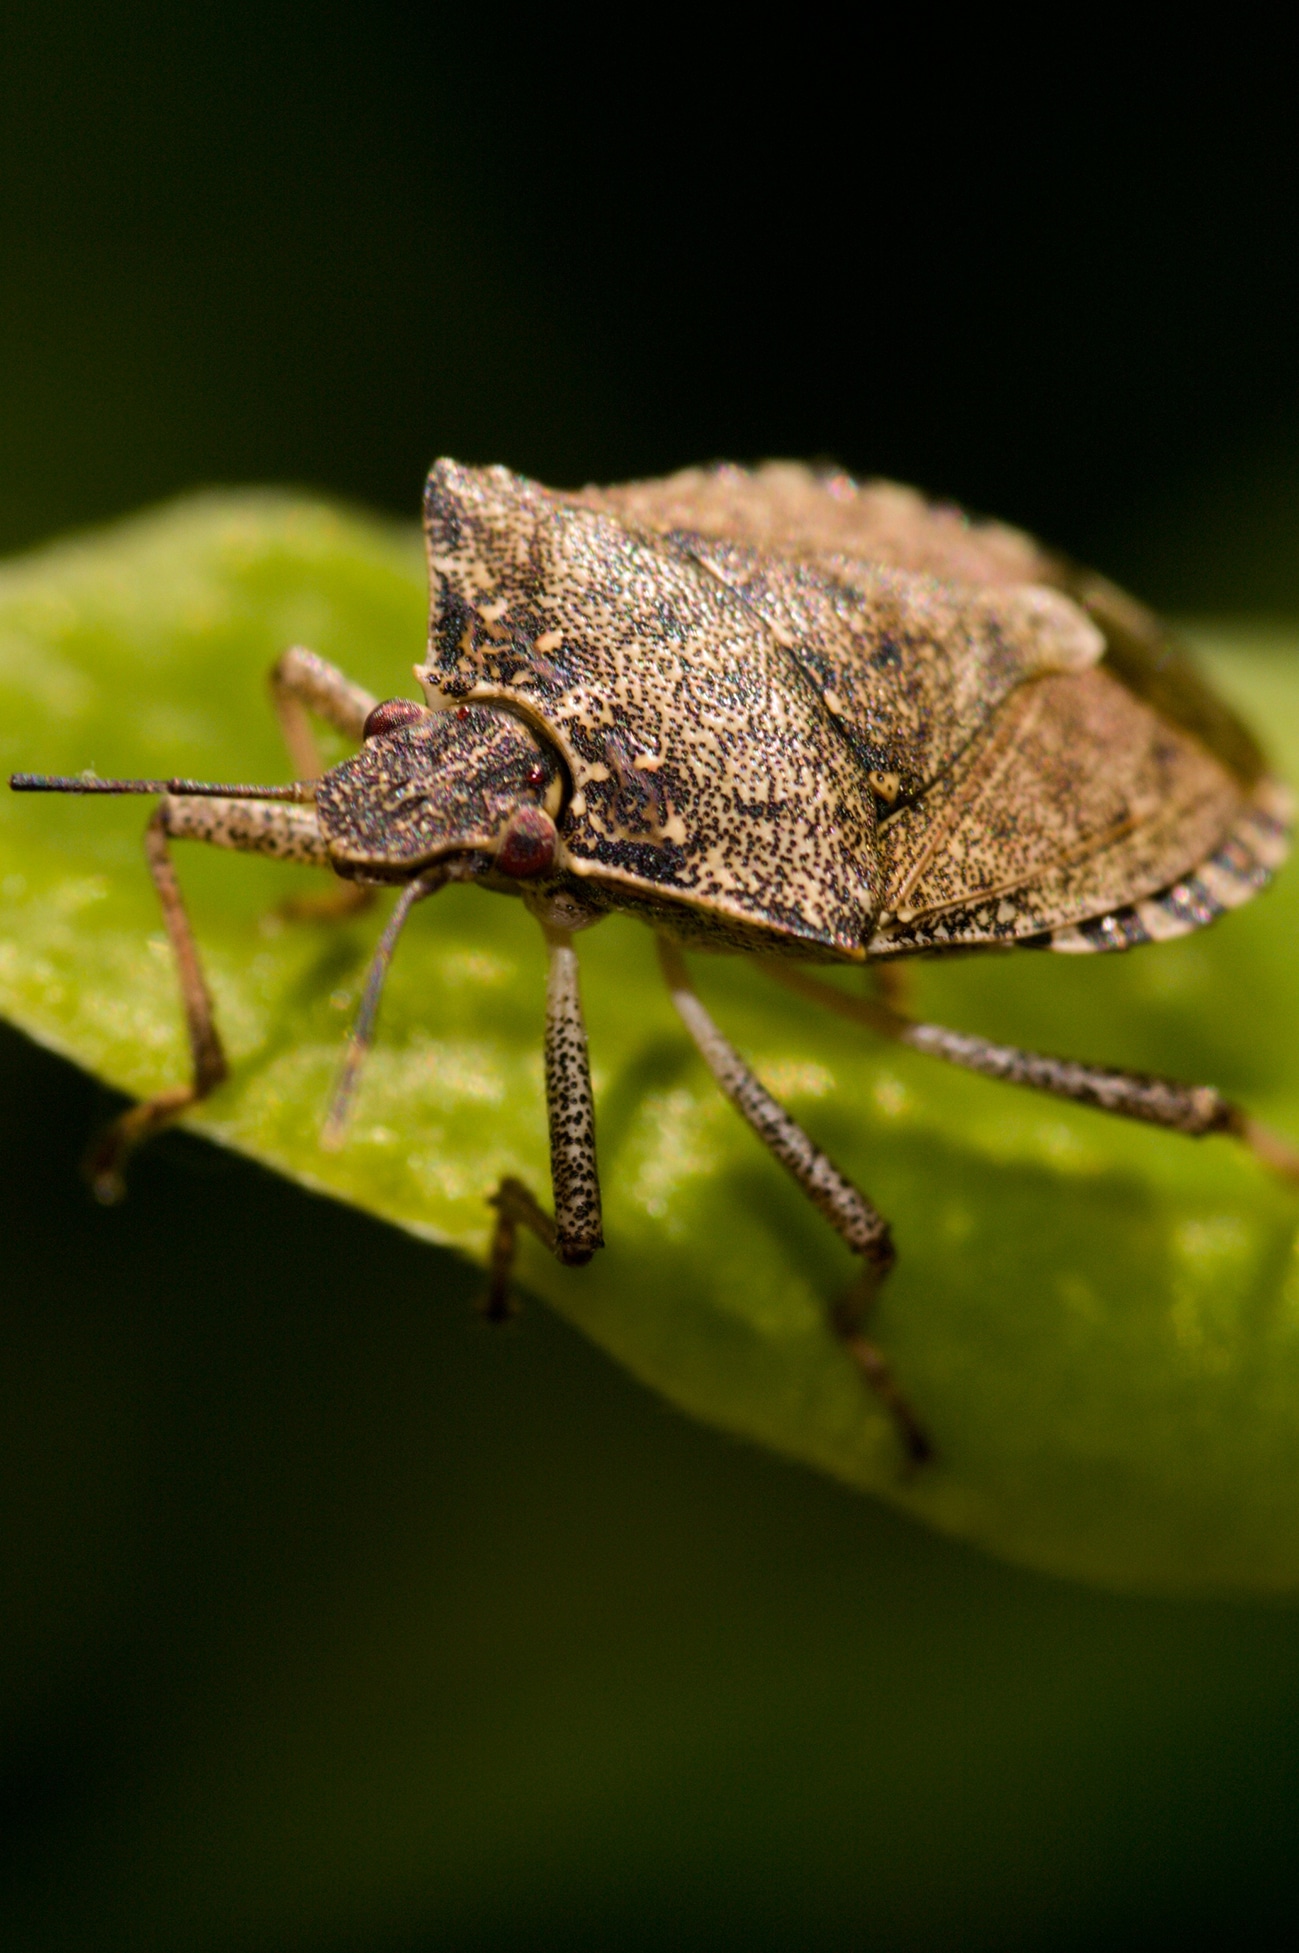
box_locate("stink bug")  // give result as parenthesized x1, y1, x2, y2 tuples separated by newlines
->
(12, 460, 1298, 1463)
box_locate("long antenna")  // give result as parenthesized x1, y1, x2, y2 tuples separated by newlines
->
(321, 868, 448, 1150)
(10, 773, 314, 801)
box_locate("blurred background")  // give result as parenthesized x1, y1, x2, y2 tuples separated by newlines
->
(4, 10, 1299, 1947)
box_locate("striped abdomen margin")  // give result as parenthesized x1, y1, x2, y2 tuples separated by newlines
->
(1048, 777, 1292, 956)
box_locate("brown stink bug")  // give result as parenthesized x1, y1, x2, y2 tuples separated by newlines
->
(12, 459, 1298, 1463)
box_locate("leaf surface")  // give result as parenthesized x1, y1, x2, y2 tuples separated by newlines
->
(3, 493, 1299, 1592)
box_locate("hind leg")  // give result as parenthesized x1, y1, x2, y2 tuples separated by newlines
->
(760, 958, 1299, 1181)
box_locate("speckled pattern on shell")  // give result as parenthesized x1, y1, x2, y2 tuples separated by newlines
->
(644, 533, 1104, 804)
(419, 462, 878, 955)
(576, 462, 1057, 588)
(414, 459, 1289, 961)
(870, 667, 1243, 952)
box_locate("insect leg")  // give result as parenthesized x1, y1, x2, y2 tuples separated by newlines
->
(159, 791, 333, 863)
(760, 959, 1299, 1182)
(86, 794, 331, 1202)
(269, 645, 378, 779)
(658, 937, 930, 1465)
(485, 925, 604, 1318)
(871, 960, 913, 1014)
(266, 646, 379, 919)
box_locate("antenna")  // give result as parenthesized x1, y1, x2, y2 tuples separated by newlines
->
(321, 868, 449, 1150)
(10, 773, 314, 801)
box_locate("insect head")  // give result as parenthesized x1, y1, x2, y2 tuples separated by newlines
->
(316, 700, 565, 885)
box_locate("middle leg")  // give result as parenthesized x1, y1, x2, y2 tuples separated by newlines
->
(657, 936, 930, 1464)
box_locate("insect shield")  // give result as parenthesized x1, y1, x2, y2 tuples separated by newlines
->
(10, 461, 1296, 1468)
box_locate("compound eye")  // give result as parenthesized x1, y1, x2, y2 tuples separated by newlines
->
(362, 697, 425, 740)
(496, 806, 558, 879)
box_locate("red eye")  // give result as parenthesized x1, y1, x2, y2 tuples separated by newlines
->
(525, 762, 547, 788)
(456, 705, 470, 721)
(496, 807, 558, 879)
(363, 698, 425, 740)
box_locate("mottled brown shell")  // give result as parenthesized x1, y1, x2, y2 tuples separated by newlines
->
(415, 459, 1290, 962)
(418, 463, 879, 954)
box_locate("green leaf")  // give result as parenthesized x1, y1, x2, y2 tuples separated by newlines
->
(3, 492, 1299, 1595)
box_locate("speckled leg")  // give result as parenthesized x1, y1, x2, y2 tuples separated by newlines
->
(159, 792, 332, 864)
(658, 937, 930, 1465)
(269, 645, 377, 779)
(86, 793, 332, 1203)
(761, 959, 1299, 1182)
(485, 925, 604, 1319)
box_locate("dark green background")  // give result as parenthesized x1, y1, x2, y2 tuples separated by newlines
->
(4, 14, 1299, 1947)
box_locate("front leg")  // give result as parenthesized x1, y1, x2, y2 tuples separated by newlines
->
(266, 646, 381, 920)
(486, 924, 604, 1318)
(87, 793, 331, 1202)
(269, 644, 377, 779)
